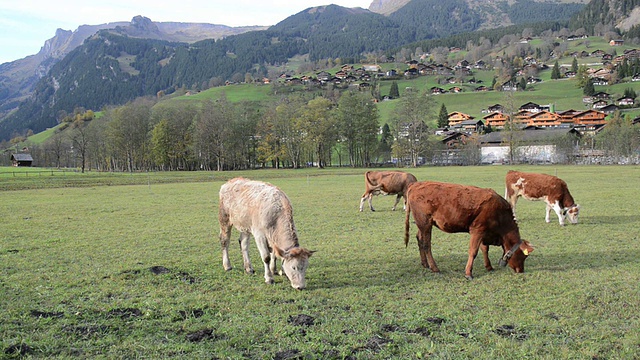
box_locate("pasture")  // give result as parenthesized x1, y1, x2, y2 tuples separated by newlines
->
(1, 165, 639, 359)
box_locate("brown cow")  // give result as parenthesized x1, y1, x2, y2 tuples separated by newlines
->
(359, 171, 417, 212)
(505, 170, 580, 226)
(218, 177, 313, 290)
(404, 181, 534, 280)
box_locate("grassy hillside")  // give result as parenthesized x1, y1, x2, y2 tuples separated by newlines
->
(22, 36, 640, 147)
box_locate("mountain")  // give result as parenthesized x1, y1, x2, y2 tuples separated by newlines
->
(0, 16, 266, 134)
(0, 1, 590, 140)
(570, 0, 640, 31)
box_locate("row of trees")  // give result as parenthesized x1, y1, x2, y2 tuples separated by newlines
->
(21, 90, 443, 172)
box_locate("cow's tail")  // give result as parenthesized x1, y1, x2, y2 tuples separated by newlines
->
(364, 171, 372, 186)
(404, 199, 411, 248)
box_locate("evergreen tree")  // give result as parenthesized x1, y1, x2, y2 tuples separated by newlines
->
(389, 81, 400, 99)
(551, 60, 561, 79)
(437, 103, 449, 128)
(571, 57, 578, 73)
(378, 123, 393, 163)
(583, 79, 595, 96)
(519, 77, 527, 91)
(624, 87, 637, 99)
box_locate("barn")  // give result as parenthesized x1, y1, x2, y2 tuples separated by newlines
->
(11, 153, 34, 167)
(479, 127, 581, 164)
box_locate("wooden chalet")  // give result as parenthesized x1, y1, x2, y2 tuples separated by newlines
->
(616, 97, 635, 106)
(482, 109, 606, 130)
(564, 109, 607, 127)
(483, 112, 510, 128)
(592, 91, 611, 100)
(600, 104, 619, 114)
(526, 111, 561, 127)
(519, 102, 548, 113)
(451, 119, 485, 133)
(592, 100, 608, 109)
(447, 112, 474, 126)
(441, 131, 472, 148)
(487, 104, 504, 113)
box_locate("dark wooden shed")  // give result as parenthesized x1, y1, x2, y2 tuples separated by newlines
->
(11, 153, 33, 167)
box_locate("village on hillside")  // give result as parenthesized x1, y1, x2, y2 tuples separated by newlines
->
(271, 39, 640, 165)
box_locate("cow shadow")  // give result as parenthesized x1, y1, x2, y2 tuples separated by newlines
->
(311, 250, 503, 289)
(310, 244, 640, 290)
(580, 215, 638, 225)
(529, 247, 640, 273)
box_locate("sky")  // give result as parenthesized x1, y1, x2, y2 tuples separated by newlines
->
(0, 0, 373, 65)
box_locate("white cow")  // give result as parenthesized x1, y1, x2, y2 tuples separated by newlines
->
(218, 177, 313, 289)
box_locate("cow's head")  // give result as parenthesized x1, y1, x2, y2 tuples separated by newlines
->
(564, 205, 580, 224)
(503, 240, 534, 273)
(281, 247, 314, 290)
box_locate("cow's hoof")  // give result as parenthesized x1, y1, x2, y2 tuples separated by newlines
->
(465, 275, 474, 280)
(224, 266, 233, 271)
(245, 268, 255, 275)
(265, 279, 274, 285)
(486, 267, 494, 272)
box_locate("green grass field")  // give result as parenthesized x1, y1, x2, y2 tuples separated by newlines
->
(1, 165, 639, 359)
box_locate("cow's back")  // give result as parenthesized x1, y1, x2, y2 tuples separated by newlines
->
(408, 181, 514, 234)
(365, 171, 416, 192)
(506, 170, 573, 204)
(219, 178, 293, 233)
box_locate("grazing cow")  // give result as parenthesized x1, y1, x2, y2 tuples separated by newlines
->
(505, 170, 580, 226)
(359, 171, 417, 212)
(218, 177, 313, 290)
(404, 181, 534, 280)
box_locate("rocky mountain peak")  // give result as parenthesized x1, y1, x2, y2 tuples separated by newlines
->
(130, 15, 159, 32)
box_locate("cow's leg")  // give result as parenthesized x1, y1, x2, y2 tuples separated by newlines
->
(465, 233, 483, 280)
(269, 249, 279, 276)
(253, 232, 275, 284)
(239, 232, 254, 274)
(506, 190, 518, 220)
(552, 201, 565, 226)
(359, 193, 372, 212)
(220, 223, 233, 271)
(417, 223, 439, 272)
(480, 244, 494, 272)
(391, 194, 402, 211)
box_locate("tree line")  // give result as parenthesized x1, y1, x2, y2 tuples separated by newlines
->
(20, 90, 447, 172)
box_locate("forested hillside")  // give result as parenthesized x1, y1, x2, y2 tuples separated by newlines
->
(570, 0, 640, 32)
(0, 1, 592, 140)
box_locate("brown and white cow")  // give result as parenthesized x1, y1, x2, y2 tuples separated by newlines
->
(404, 181, 534, 280)
(218, 177, 313, 290)
(359, 170, 417, 212)
(505, 170, 580, 226)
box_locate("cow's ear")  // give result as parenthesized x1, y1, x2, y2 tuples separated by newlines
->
(520, 240, 534, 255)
